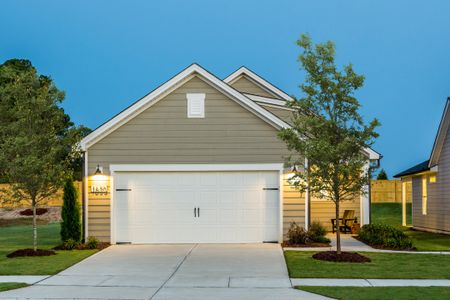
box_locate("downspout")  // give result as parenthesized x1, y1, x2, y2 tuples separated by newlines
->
(81, 152, 86, 242)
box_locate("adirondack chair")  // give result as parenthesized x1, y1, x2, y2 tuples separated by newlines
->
(331, 210, 355, 233)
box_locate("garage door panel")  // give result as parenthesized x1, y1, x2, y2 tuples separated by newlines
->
(113, 170, 279, 243)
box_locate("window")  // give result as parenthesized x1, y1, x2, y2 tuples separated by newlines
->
(429, 175, 437, 183)
(422, 176, 427, 215)
(187, 93, 205, 118)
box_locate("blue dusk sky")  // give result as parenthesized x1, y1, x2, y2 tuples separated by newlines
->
(1, 0, 449, 177)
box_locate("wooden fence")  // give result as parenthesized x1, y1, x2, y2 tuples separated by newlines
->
(0, 181, 82, 208)
(371, 179, 412, 203)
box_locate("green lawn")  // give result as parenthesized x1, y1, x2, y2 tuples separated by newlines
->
(372, 203, 450, 251)
(297, 286, 450, 300)
(0, 223, 98, 275)
(0, 282, 28, 292)
(285, 251, 450, 279)
(371, 202, 412, 227)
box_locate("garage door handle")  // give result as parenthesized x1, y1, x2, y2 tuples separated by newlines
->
(263, 188, 279, 190)
(197, 207, 200, 217)
(194, 207, 197, 217)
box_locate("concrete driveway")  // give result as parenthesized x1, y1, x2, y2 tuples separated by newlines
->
(0, 244, 327, 300)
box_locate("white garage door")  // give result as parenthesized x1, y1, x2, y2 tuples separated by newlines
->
(113, 171, 279, 243)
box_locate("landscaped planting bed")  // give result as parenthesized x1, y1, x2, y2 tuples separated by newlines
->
(285, 251, 450, 279)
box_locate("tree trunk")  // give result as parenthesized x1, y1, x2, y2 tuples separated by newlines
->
(32, 198, 37, 252)
(335, 199, 341, 255)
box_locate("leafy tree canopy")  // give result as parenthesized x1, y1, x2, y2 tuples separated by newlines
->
(0, 59, 86, 249)
(278, 34, 380, 253)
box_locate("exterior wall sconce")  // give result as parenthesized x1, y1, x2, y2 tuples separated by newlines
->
(95, 164, 103, 175)
(91, 165, 108, 195)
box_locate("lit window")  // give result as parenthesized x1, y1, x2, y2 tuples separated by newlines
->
(187, 93, 205, 118)
(422, 176, 427, 215)
(429, 175, 437, 183)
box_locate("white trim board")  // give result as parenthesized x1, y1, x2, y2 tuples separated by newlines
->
(224, 66, 293, 101)
(243, 93, 289, 107)
(110, 163, 284, 172)
(80, 64, 290, 150)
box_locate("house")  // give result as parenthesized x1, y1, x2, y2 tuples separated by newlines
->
(394, 98, 450, 234)
(80, 64, 380, 244)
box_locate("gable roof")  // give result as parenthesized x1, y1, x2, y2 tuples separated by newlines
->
(223, 66, 293, 101)
(429, 98, 450, 167)
(80, 64, 290, 150)
(393, 160, 430, 178)
(80, 64, 380, 160)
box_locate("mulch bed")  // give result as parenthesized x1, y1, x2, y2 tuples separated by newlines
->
(353, 236, 416, 251)
(19, 208, 48, 216)
(282, 242, 330, 248)
(7, 248, 56, 258)
(53, 242, 110, 251)
(312, 251, 371, 263)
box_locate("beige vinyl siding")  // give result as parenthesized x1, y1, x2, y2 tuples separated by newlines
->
(411, 128, 450, 234)
(259, 104, 293, 125)
(87, 75, 295, 241)
(282, 174, 306, 237)
(229, 75, 279, 98)
(310, 197, 360, 231)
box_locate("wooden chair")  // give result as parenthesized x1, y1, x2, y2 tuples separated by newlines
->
(331, 210, 355, 233)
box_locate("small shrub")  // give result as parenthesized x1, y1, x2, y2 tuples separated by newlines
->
(308, 221, 329, 243)
(87, 236, 99, 249)
(19, 208, 48, 216)
(62, 238, 79, 250)
(358, 223, 413, 249)
(287, 222, 309, 244)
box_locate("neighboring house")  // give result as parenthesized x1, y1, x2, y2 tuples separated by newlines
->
(394, 98, 450, 234)
(80, 64, 380, 244)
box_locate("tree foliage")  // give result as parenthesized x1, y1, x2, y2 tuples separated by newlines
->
(0, 59, 85, 250)
(278, 34, 379, 253)
(61, 178, 82, 242)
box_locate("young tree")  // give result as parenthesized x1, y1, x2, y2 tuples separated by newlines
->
(279, 35, 379, 254)
(376, 169, 388, 180)
(61, 178, 82, 243)
(0, 59, 83, 251)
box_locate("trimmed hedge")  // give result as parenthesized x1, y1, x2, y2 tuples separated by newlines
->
(358, 223, 413, 250)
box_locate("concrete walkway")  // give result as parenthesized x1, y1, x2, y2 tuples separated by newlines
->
(284, 234, 450, 254)
(291, 278, 450, 287)
(0, 276, 48, 284)
(0, 244, 328, 300)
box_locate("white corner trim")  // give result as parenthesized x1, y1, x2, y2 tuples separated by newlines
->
(278, 167, 284, 243)
(84, 151, 89, 239)
(110, 163, 284, 173)
(80, 64, 290, 150)
(360, 161, 370, 225)
(187, 93, 205, 118)
(224, 66, 293, 101)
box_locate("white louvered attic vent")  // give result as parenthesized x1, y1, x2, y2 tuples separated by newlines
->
(186, 93, 205, 118)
